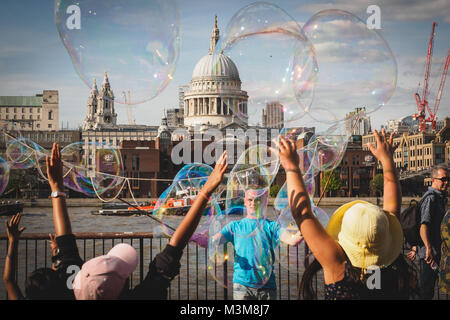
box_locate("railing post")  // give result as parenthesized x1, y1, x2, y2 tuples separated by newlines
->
(187, 243, 190, 300)
(139, 238, 144, 283)
(196, 244, 199, 300)
(223, 244, 228, 299)
(205, 245, 208, 300)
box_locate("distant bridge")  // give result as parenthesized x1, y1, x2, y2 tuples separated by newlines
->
(399, 168, 432, 180)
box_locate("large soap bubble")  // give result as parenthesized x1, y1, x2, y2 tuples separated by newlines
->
(311, 201, 330, 229)
(273, 172, 315, 214)
(207, 214, 234, 289)
(274, 200, 330, 271)
(226, 144, 279, 236)
(54, 0, 180, 104)
(39, 141, 125, 197)
(208, 213, 275, 288)
(273, 205, 304, 272)
(306, 128, 349, 173)
(6, 137, 47, 170)
(302, 9, 397, 122)
(213, 2, 317, 127)
(1, 121, 22, 142)
(153, 163, 222, 246)
(0, 157, 10, 196)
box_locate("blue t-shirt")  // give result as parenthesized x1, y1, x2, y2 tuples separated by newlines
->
(221, 218, 280, 289)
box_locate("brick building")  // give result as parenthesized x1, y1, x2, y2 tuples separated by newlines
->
(119, 138, 180, 199)
(336, 136, 376, 197)
(362, 117, 449, 173)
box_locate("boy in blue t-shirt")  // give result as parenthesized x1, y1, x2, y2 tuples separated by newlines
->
(219, 189, 302, 300)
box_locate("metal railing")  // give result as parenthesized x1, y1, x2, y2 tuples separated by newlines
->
(0, 233, 448, 300)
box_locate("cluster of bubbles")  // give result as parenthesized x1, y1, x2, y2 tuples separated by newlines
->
(201, 1, 396, 285)
(0, 121, 124, 198)
(209, 3, 396, 131)
(207, 144, 279, 288)
(1, 2, 398, 288)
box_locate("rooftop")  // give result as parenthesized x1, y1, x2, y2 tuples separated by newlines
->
(0, 96, 43, 107)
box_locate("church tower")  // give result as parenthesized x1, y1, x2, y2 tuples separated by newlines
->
(83, 79, 98, 130)
(209, 15, 220, 54)
(157, 110, 172, 154)
(93, 72, 117, 130)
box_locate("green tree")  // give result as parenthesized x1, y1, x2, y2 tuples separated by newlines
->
(270, 184, 281, 198)
(5, 169, 36, 198)
(321, 170, 342, 197)
(370, 173, 384, 196)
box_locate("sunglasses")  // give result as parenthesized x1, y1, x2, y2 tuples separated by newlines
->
(435, 177, 449, 182)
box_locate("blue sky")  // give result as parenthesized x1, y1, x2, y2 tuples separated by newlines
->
(0, 0, 449, 130)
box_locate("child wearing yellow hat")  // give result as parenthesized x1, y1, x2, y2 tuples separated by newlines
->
(277, 129, 418, 299)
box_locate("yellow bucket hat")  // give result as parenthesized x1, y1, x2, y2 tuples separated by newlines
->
(326, 200, 403, 274)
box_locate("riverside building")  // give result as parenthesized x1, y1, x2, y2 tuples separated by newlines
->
(0, 90, 59, 131)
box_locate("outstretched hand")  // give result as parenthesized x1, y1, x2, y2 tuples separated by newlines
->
(49, 233, 58, 255)
(367, 129, 398, 164)
(5, 213, 26, 242)
(406, 249, 416, 262)
(203, 151, 228, 195)
(276, 136, 300, 172)
(46, 143, 64, 192)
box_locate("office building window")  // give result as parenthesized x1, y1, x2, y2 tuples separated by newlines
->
(132, 155, 136, 170)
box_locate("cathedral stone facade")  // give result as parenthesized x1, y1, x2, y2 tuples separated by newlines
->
(83, 72, 117, 131)
(183, 16, 248, 131)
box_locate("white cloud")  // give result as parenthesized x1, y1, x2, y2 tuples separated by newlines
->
(296, 0, 450, 23)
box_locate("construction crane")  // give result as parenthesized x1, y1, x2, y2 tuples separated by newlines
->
(413, 22, 450, 132)
(122, 91, 136, 125)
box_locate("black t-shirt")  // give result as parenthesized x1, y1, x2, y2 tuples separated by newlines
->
(123, 244, 183, 300)
(53, 234, 84, 299)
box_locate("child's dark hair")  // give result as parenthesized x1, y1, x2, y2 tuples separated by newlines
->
(25, 268, 71, 299)
(298, 254, 419, 300)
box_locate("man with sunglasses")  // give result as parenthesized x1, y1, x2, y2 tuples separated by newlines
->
(414, 164, 449, 299)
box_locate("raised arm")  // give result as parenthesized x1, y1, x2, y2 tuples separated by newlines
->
(3, 213, 25, 300)
(169, 151, 228, 250)
(367, 129, 401, 215)
(277, 137, 345, 282)
(46, 143, 72, 236)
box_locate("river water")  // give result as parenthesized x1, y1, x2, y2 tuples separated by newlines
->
(9, 206, 338, 234)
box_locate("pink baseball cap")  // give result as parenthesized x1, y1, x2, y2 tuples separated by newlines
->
(73, 243, 138, 300)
